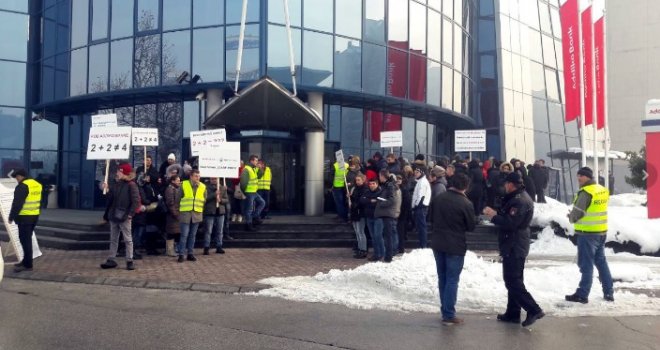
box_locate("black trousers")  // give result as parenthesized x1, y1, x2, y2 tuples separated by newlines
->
(502, 257, 542, 317)
(18, 222, 36, 268)
(397, 211, 409, 252)
(536, 189, 546, 203)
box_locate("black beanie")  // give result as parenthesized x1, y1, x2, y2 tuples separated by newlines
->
(577, 167, 594, 179)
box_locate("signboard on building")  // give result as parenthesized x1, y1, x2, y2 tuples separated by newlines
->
(86, 127, 133, 160)
(380, 131, 403, 148)
(198, 142, 241, 178)
(0, 178, 42, 262)
(454, 129, 487, 152)
(190, 129, 227, 156)
(131, 128, 159, 146)
(91, 114, 118, 128)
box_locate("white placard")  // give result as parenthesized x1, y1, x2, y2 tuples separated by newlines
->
(131, 128, 159, 146)
(380, 131, 403, 148)
(91, 113, 118, 128)
(0, 178, 42, 262)
(190, 129, 227, 156)
(198, 142, 242, 178)
(86, 127, 133, 160)
(335, 150, 346, 171)
(454, 129, 487, 152)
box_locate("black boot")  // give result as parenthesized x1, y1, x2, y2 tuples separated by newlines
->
(187, 254, 197, 262)
(216, 248, 225, 254)
(100, 259, 118, 269)
(253, 218, 263, 226)
(245, 223, 256, 231)
(177, 255, 184, 263)
(203, 247, 210, 255)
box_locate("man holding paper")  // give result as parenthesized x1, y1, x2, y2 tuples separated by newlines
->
(8, 169, 42, 273)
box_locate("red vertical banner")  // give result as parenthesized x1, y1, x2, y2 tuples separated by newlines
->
(559, 0, 582, 122)
(581, 6, 594, 126)
(594, 16, 606, 130)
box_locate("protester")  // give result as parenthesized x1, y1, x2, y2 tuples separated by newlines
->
(483, 172, 544, 327)
(361, 178, 384, 262)
(467, 160, 484, 215)
(396, 174, 412, 254)
(101, 163, 139, 271)
(177, 169, 206, 263)
(349, 173, 368, 259)
(330, 154, 349, 223)
(375, 170, 401, 263)
(241, 155, 266, 231)
(131, 172, 151, 260)
(530, 159, 549, 203)
(203, 178, 230, 255)
(364, 159, 379, 182)
(565, 167, 614, 304)
(430, 173, 476, 325)
(257, 159, 272, 220)
(373, 152, 387, 172)
(160, 153, 177, 179)
(164, 175, 182, 257)
(412, 167, 432, 248)
(385, 153, 401, 175)
(136, 155, 160, 183)
(8, 169, 42, 273)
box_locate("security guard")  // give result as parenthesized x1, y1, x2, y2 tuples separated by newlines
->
(8, 169, 42, 273)
(332, 158, 349, 222)
(240, 155, 265, 231)
(483, 172, 545, 327)
(566, 166, 614, 303)
(257, 159, 272, 219)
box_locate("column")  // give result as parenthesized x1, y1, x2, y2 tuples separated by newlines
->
(305, 93, 325, 216)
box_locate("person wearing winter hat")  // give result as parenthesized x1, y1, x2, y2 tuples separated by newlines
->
(565, 166, 614, 304)
(159, 153, 177, 179)
(483, 170, 544, 327)
(101, 163, 140, 271)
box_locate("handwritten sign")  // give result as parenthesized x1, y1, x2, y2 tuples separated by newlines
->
(335, 150, 346, 171)
(91, 113, 118, 128)
(0, 178, 42, 262)
(87, 127, 133, 160)
(198, 142, 241, 178)
(190, 129, 227, 156)
(454, 129, 487, 152)
(131, 128, 159, 146)
(380, 131, 403, 148)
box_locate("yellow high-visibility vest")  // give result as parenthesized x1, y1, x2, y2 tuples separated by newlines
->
(19, 179, 42, 216)
(574, 183, 609, 233)
(258, 167, 272, 190)
(244, 165, 259, 193)
(180, 180, 206, 213)
(333, 162, 348, 188)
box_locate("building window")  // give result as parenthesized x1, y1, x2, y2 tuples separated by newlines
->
(193, 27, 224, 82)
(110, 38, 133, 90)
(162, 30, 191, 85)
(163, 0, 191, 31)
(0, 107, 25, 148)
(112, 0, 134, 39)
(303, 0, 333, 33)
(0, 11, 28, 61)
(70, 48, 88, 96)
(388, 0, 408, 44)
(137, 0, 160, 32)
(91, 0, 109, 41)
(364, 0, 385, 43)
(267, 24, 301, 84)
(334, 37, 361, 91)
(226, 0, 259, 24)
(409, 1, 426, 54)
(71, 0, 89, 48)
(336, 0, 362, 39)
(226, 24, 260, 82)
(134, 35, 161, 87)
(88, 43, 109, 92)
(269, 0, 301, 26)
(362, 43, 386, 95)
(193, 0, 224, 27)
(302, 30, 333, 87)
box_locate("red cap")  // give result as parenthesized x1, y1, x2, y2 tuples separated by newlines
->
(118, 163, 132, 175)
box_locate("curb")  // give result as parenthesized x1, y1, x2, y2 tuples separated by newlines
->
(5, 271, 269, 294)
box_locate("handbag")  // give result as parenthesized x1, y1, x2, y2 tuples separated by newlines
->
(234, 186, 246, 200)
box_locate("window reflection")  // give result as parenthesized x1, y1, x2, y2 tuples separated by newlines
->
(335, 37, 361, 91)
(453, 72, 462, 113)
(388, 0, 408, 43)
(341, 107, 363, 150)
(42, 58, 55, 103)
(442, 18, 452, 64)
(267, 25, 301, 83)
(112, 0, 134, 39)
(226, 24, 260, 81)
(336, 0, 361, 39)
(70, 48, 87, 96)
(532, 97, 549, 132)
(302, 30, 333, 87)
(427, 60, 441, 106)
(110, 39, 133, 90)
(91, 0, 109, 40)
(364, 0, 385, 43)
(71, 0, 88, 48)
(163, 0, 191, 31)
(162, 30, 191, 85)
(0, 0, 28, 12)
(0, 107, 24, 148)
(89, 43, 109, 93)
(387, 48, 408, 98)
(409, 54, 426, 102)
(193, 0, 224, 27)
(443, 0, 454, 19)
(362, 43, 386, 95)
(193, 27, 224, 82)
(226, 0, 259, 24)
(454, 24, 463, 71)
(427, 10, 441, 61)
(416, 120, 427, 156)
(0, 11, 28, 61)
(409, 1, 426, 53)
(32, 120, 58, 150)
(303, 0, 333, 32)
(442, 65, 452, 109)
(545, 68, 559, 101)
(269, 0, 301, 26)
(134, 35, 161, 87)
(137, 0, 159, 32)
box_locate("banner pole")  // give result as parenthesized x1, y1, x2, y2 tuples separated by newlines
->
(144, 146, 147, 174)
(591, 6, 599, 182)
(603, 9, 610, 191)
(578, 1, 587, 167)
(103, 160, 110, 195)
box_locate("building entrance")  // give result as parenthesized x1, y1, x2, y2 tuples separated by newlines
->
(239, 134, 304, 213)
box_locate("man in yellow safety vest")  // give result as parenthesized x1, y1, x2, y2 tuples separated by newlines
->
(177, 169, 206, 263)
(257, 159, 272, 220)
(240, 155, 266, 231)
(566, 166, 614, 304)
(9, 169, 42, 273)
(331, 156, 349, 222)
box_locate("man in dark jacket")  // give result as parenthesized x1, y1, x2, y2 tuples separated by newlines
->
(430, 173, 475, 325)
(8, 169, 42, 273)
(360, 179, 384, 261)
(375, 170, 401, 263)
(483, 172, 544, 327)
(385, 153, 401, 175)
(101, 163, 140, 270)
(203, 178, 229, 255)
(530, 159, 549, 203)
(136, 155, 161, 188)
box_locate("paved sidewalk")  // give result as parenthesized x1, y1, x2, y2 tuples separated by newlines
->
(2, 246, 366, 292)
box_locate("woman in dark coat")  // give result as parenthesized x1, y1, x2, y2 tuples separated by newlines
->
(164, 175, 182, 257)
(467, 160, 484, 215)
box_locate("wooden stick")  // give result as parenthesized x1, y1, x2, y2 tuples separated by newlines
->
(103, 160, 110, 195)
(144, 145, 147, 174)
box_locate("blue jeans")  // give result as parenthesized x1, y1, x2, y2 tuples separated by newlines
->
(243, 192, 265, 224)
(414, 206, 429, 248)
(352, 218, 367, 251)
(178, 222, 199, 255)
(204, 215, 225, 249)
(382, 217, 397, 259)
(258, 189, 270, 218)
(332, 188, 348, 221)
(576, 234, 614, 298)
(131, 224, 145, 250)
(433, 250, 465, 320)
(366, 218, 384, 258)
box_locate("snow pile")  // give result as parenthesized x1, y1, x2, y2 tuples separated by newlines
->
(529, 226, 577, 255)
(256, 249, 660, 317)
(532, 195, 660, 254)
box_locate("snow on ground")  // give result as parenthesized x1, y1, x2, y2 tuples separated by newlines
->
(254, 193, 660, 317)
(256, 249, 660, 317)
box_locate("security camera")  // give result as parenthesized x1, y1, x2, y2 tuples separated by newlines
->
(195, 92, 206, 101)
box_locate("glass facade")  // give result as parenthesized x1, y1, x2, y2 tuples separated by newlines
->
(0, 0, 582, 208)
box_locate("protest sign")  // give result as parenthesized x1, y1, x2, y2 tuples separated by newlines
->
(198, 142, 241, 179)
(190, 129, 227, 156)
